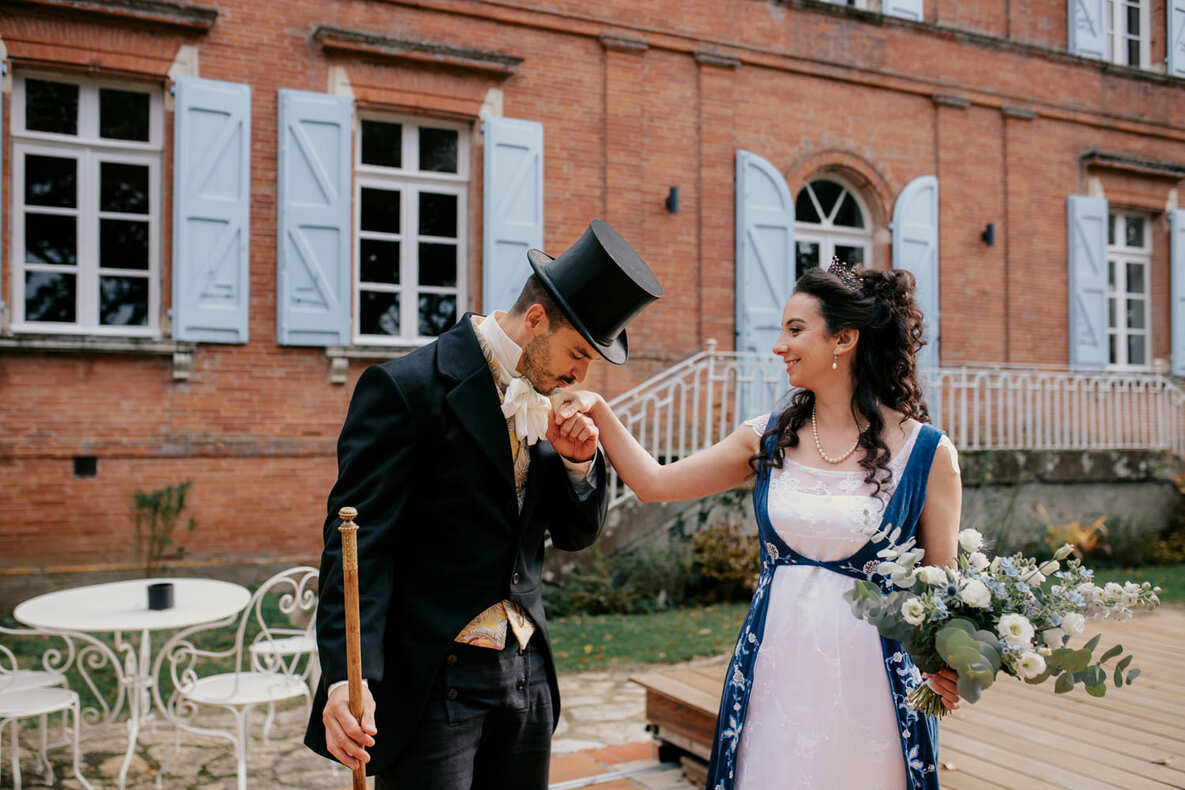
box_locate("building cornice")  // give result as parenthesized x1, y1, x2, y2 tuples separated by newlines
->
(3, 0, 217, 32)
(312, 26, 522, 78)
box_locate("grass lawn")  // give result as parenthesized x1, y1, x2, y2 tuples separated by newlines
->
(548, 602, 749, 674)
(1091, 564, 1185, 603)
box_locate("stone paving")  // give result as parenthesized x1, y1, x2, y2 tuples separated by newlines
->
(5, 661, 711, 789)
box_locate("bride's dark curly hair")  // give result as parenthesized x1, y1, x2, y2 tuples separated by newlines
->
(750, 265, 930, 499)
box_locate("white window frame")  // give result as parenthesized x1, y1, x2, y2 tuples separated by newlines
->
(1105, 0, 1151, 69)
(9, 72, 163, 337)
(1107, 211, 1152, 370)
(353, 114, 469, 345)
(794, 176, 874, 276)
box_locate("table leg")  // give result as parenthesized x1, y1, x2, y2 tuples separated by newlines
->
(113, 630, 151, 790)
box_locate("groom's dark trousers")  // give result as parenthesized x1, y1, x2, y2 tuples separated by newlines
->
(304, 315, 608, 786)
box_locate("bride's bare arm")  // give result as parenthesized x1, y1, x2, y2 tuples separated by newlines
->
(553, 391, 760, 502)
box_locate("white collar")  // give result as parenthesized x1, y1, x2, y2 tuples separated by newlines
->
(473, 312, 523, 387)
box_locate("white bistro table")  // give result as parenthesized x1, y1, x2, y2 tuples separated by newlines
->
(14, 578, 250, 789)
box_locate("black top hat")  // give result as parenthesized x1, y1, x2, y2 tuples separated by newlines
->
(527, 220, 662, 365)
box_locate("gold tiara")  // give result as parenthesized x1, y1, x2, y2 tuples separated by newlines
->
(829, 256, 863, 291)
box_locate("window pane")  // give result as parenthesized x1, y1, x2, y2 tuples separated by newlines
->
(100, 162, 150, 214)
(418, 293, 456, 336)
(1107, 213, 1115, 245)
(833, 193, 864, 228)
(1126, 298, 1145, 329)
(1125, 216, 1144, 248)
(796, 241, 819, 280)
(1126, 38, 1139, 65)
(360, 291, 400, 335)
(1107, 259, 1116, 289)
(360, 239, 399, 284)
(99, 89, 150, 141)
(1108, 297, 1117, 328)
(25, 271, 76, 322)
(25, 213, 77, 266)
(99, 276, 148, 325)
(25, 155, 76, 208)
(25, 80, 78, 135)
(100, 219, 149, 270)
(1126, 4, 1139, 35)
(361, 121, 402, 168)
(1127, 334, 1145, 365)
(419, 127, 459, 173)
(361, 188, 400, 233)
(834, 245, 864, 267)
(1125, 262, 1144, 294)
(1109, 333, 1117, 364)
(419, 193, 457, 238)
(810, 181, 843, 220)
(419, 243, 456, 287)
(795, 189, 821, 224)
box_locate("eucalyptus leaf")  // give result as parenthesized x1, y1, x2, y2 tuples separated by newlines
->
(1024, 668, 1052, 685)
(1054, 673, 1075, 694)
(1083, 633, 1101, 653)
(1085, 683, 1107, 697)
(1099, 645, 1123, 663)
(957, 673, 983, 704)
(1080, 665, 1105, 687)
(945, 619, 977, 636)
(1116, 655, 1133, 673)
(1126, 669, 1141, 684)
(1113, 666, 1124, 688)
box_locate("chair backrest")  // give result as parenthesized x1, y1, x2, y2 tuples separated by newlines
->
(240, 566, 319, 678)
(0, 643, 17, 692)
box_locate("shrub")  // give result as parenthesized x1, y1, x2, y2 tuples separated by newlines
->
(131, 481, 197, 576)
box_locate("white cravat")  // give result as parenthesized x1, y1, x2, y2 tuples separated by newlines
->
(501, 376, 551, 446)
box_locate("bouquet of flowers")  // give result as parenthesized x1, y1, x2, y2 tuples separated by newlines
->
(844, 524, 1162, 718)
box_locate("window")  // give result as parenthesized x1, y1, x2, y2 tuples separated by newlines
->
(10, 74, 162, 335)
(1105, 0, 1149, 68)
(355, 116, 467, 343)
(794, 178, 873, 279)
(1107, 212, 1151, 368)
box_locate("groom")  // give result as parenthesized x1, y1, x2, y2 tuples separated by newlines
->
(305, 220, 662, 789)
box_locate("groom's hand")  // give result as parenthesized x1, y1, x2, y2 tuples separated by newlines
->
(548, 409, 598, 461)
(323, 682, 377, 770)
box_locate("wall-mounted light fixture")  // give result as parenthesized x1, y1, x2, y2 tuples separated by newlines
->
(981, 222, 995, 246)
(665, 186, 679, 214)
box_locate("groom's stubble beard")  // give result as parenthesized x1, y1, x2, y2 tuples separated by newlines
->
(520, 331, 573, 396)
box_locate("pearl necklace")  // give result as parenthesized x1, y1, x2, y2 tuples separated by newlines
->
(810, 407, 861, 464)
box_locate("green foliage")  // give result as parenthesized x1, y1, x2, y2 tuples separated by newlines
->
(130, 481, 197, 577)
(690, 522, 758, 603)
(544, 542, 694, 617)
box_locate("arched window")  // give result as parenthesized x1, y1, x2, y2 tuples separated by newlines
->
(794, 178, 873, 278)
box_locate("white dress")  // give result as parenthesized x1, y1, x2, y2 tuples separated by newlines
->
(732, 415, 927, 790)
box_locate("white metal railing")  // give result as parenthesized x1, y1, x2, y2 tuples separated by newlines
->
(604, 344, 1185, 510)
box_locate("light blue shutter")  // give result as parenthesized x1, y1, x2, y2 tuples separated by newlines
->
(1169, 0, 1185, 78)
(1067, 195, 1109, 368)
(276, 89, 352, 346)
(891, 175, 940, 369)
(173, 76, 251, 343)
(1069, 0, 1107, 59)
(883, 0, 924, 21)
(483, 117, 543, 313)
(736, 150, 795, 359)
(1171, 209, 1185, 376)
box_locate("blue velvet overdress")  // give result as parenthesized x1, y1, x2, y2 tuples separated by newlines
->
(704, 415, 944, 790)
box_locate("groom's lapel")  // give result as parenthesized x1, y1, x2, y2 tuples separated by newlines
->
(438, 316, 515, 488)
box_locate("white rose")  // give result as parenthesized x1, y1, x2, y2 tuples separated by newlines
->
(1041, 627, 1065, 648)
(968, 552, 990, 572)
(918, 566, 948, 586)
(1103, 582, 1123, 599)
(1016, 651, 1047, 680)
(959, 579, 992, 609)
(901, 597, 927, 626)
(1060, 612, 1085, 636)
(998, 613, 1036, 646)
(959, 529, 984, 553)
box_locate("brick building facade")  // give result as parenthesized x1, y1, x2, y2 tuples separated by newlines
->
(0, 0, 1183, 594)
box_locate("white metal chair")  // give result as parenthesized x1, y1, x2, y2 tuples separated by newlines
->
(0, 644, 94, 790)
(154, 567, 318, 790)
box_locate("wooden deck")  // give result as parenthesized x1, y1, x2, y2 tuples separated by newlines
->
(631, 609, 1185, 789)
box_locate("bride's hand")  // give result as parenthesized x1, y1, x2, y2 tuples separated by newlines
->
(551, 390, 604, 421)
(923, 668, 960, 710)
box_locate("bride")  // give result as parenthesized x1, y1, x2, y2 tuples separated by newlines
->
(553, 262, 962, 789)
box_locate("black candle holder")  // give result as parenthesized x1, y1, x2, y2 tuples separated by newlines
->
(147, 582, 174, 610)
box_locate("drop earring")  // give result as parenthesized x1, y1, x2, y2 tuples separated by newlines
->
(832, 349, 839, 370)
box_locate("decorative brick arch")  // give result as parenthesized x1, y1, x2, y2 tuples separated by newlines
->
(784, 150, 894, 270)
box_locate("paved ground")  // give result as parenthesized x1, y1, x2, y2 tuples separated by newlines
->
(5, 660, 710, 789)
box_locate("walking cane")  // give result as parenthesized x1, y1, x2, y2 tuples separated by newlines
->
(338, 506, 368, 790)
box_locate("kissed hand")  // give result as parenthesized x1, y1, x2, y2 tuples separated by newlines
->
(547, 409, 598, 461)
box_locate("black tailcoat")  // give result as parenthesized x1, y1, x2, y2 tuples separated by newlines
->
(304, 316, 608, 775)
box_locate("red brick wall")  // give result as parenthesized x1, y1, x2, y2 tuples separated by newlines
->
(0, 0, 1182, 578)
